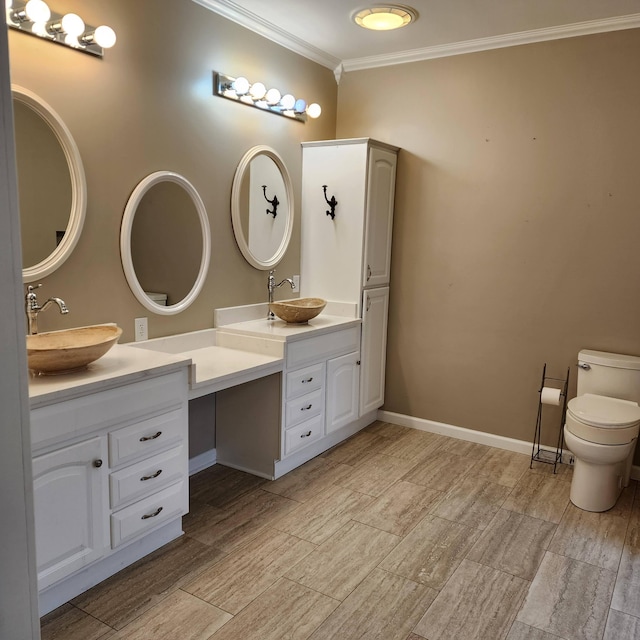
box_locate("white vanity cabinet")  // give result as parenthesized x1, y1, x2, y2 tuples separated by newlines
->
(32, 436, 108, 591)
(29, 352, 189, 615)
(360, 287, 390, 415)
(280, 325, 360, 466)
(301, 138, 398, 416)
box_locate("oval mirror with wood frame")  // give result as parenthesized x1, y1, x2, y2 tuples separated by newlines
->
(231, 145, 294, 270)
(120, 171, 211, 315)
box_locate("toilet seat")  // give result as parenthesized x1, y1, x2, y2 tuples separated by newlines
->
(566, 394, 640, 445)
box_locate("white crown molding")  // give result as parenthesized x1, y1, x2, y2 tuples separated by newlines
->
(192, 3, 640, 80)
(342, 13, 640, 72)
(192, 0, 341, 70)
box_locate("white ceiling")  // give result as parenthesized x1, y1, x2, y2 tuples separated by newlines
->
(195, 0, 640, 75)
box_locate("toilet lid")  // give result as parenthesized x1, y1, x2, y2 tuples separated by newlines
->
(567, 393, 640, 428)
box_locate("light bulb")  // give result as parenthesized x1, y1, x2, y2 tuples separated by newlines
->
(307, 103, 322, 119)
(93, 25, 116, 48)
(232, 76, 249, 95)
(280, 94, 295, 110)
(249, 82, 266, 100)
(32, 21, 48, 36)
(294, 98, 306, 113)
(265, 88, 281, 105)
(25, 0, 50, 23)
(61, 13, 84, 37)
(64, 33, 80, 47)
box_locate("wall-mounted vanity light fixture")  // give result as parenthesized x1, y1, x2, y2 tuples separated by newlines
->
(6, 0, 117, 57)
(214, 71, 321, 123)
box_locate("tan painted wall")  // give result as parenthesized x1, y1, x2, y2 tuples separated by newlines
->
(337, 29, 640, 452)
(8, 0, 337, 342)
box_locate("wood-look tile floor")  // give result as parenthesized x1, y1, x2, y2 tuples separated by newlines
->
(41, 422, 640, 640)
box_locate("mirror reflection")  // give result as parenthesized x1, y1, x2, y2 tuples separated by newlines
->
(14, 100, 72, 267)
(121, 171, 211, 316)
(12, 86, 87, 282)
(131, 181, 202, 305)
(231, 146, 294, 270)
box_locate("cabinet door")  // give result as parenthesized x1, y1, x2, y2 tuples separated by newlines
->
(363, 146, 397, 288)
(33, 436, 108, 590)
(300, 143, 368, 303)
(360, 287, 390, 415)
(326, 351, 360, 434)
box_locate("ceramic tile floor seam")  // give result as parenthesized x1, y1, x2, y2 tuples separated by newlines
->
(459, 508, 556, 583)
(41, 603, 119, 640)
(175, 587, 238, 620)
(178, 529, 322, 623)
(410, 558, 531, 640)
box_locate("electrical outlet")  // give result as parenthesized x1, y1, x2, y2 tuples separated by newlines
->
(135, 317, 148, 342)
(293, 275, 300, 291)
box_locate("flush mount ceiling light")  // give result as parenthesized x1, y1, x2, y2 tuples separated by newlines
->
(353, 5, 417, 31)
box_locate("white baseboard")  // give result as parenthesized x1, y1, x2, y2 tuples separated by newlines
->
(189, 448, 217, 476)
(377, 409, 640, 481)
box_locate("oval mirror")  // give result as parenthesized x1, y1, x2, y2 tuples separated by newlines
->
(12, 85, 87, 282)
(231, 145, 294, 270)
(120, 171, 211, 315)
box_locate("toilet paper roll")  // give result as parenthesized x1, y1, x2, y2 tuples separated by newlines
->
(541, 387, 562, 406)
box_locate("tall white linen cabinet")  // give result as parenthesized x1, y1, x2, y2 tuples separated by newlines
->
(300, 138, 398, 418)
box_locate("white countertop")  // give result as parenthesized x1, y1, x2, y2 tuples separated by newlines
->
(128, 328, 284, 399)
(217, 314, 361, 342)
(174, 345, 282, 398)
(29, 344, 191, 409)
(30, 312, 362, 408)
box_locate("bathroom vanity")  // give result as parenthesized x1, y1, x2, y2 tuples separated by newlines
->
(28, 346, 191, 615)
(213, 307, 366, 478)
(134, 306, 366, 480)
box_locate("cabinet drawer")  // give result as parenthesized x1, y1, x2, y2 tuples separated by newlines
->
(285, 414, 324, 455)
(286, 362, 325, 399)
(109, 445, 185, 509)
(108, 410, 184, 468)
(286, 326, 360, 369)
(110, 481, 186, 548)
(285, 388, 323, 428)
(31, 371, 186, 450)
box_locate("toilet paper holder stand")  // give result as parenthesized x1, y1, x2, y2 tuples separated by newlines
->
(530, 363, 570, 474)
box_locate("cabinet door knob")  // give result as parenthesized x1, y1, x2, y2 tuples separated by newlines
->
(139, 431, 162, 442)
(140, 469, 163, 481)
(141, 506, 163, 520)
(93, 459, 103, 468)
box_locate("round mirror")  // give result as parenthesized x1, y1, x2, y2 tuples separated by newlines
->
(120, 171, 211, 315)
(231, 145, 294, 270)
(12, 85, 87, 282)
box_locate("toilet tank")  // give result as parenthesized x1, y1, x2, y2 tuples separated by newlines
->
(577, 350, 640, 403)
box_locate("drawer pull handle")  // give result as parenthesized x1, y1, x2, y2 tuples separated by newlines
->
(140, 469, 163, 481)
(301, 404, 312, 411)
(141, 506, 163, 520)
(139, 431, 162, 442)
(301, 431, 312, 438)
(302, 377, 314, 383)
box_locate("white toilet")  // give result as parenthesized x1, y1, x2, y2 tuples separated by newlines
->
(564, 349, 640, 512)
